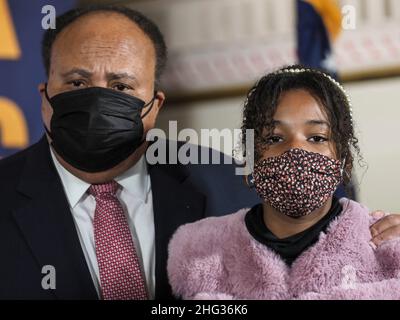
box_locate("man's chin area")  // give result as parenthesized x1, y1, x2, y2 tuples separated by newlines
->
(53, 142, 148, 184)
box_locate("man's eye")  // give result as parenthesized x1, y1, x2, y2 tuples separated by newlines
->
(113, 83, 132, 91)
(266, 136, 283, 144)
(309, 136, 328, 143)
(67, 80, 85, 88)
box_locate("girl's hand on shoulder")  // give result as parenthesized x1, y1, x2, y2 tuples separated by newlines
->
(370, 211, 400, 247)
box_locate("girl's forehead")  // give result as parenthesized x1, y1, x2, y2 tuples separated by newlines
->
(273, 89, 329, 123)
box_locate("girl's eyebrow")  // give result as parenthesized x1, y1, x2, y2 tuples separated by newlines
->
(272, 119, 330, 127)
(305, 120, 330, 127)
(272, 120, 283, 126)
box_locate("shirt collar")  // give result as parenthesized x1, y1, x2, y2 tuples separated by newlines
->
(50, 149, 90, 209)
(114, 154, 150, 202)
(50, 148, 150, 208)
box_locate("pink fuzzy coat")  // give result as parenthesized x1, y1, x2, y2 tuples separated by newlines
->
(167, 198, 400, 299)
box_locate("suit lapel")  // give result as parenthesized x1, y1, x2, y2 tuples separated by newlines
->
(149, 163, 205, 299)
(12, 137, 98, 299)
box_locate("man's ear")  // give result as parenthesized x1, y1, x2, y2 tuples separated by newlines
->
(38, 83, 46, 92)
(38, 82, 52, 127)
(38, 83, 47, 98)
(154, 90, 165, 111)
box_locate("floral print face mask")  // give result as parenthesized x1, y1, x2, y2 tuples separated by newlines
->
(253, 148, 343, 218)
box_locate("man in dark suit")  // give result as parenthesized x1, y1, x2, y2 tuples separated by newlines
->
(0, 5, 399, 300)
(0, 133, 258, 299)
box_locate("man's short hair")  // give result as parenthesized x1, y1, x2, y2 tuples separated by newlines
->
(42, 5, 167, 85)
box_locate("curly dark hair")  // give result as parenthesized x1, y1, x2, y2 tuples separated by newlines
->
(242, 65, 360, 185)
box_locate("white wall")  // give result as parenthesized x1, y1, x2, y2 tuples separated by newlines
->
(157, 77, 400, 212)
(128, 0, 400, 95)
(348, 77, 400, 212)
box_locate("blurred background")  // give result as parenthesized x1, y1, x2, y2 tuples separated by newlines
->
(1, 0, 399, 211)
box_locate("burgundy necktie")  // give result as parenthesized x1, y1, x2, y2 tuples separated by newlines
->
(90, 181, 148, 300)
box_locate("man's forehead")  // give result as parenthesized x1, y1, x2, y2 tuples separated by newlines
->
(61, 10, 142, 33)
(51, 44, 145, 70)
(51, 11, 154, 58)
(50, 17, 154, 71)
(56, 14, 148, 45)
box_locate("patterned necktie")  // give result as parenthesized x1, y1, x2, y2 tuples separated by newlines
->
(89, 181, 148, 300)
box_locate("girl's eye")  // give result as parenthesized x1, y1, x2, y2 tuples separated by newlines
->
(266, 135, 283, 144)
(309, 136, 328, 143)
(113, 83, 132, 92)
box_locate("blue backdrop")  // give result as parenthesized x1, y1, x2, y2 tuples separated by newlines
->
(0, 0, 75, 158)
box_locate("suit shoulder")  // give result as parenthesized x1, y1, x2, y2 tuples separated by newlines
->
(0, 147, 36, 216)
(0, 138, 47, 193)
(0, 146, 31, 180)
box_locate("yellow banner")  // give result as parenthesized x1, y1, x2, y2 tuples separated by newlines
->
(0, 0, 21, 60)
(305, 0, 342, 41)
(0, 97, 28, 148)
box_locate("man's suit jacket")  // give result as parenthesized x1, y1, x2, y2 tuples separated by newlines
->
(0, 136, 260, 299)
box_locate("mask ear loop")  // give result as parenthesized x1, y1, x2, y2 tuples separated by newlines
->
(136, 91, 158, 148)
(141, 91, 157, 119)
(244, 173, 255, 188)
(42, 83, 54, 138)
(340, 160, 345, 177)
(341, 136, 354, 174)
(43, 82, 52, 102)
(340, 146, 350, 179)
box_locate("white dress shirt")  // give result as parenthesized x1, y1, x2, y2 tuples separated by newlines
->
(50, 149, 156, 299)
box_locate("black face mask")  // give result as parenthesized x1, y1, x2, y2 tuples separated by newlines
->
(44, 84, 156, 173)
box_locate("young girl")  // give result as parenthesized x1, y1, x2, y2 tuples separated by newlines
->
(167, 65, 400, 300)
